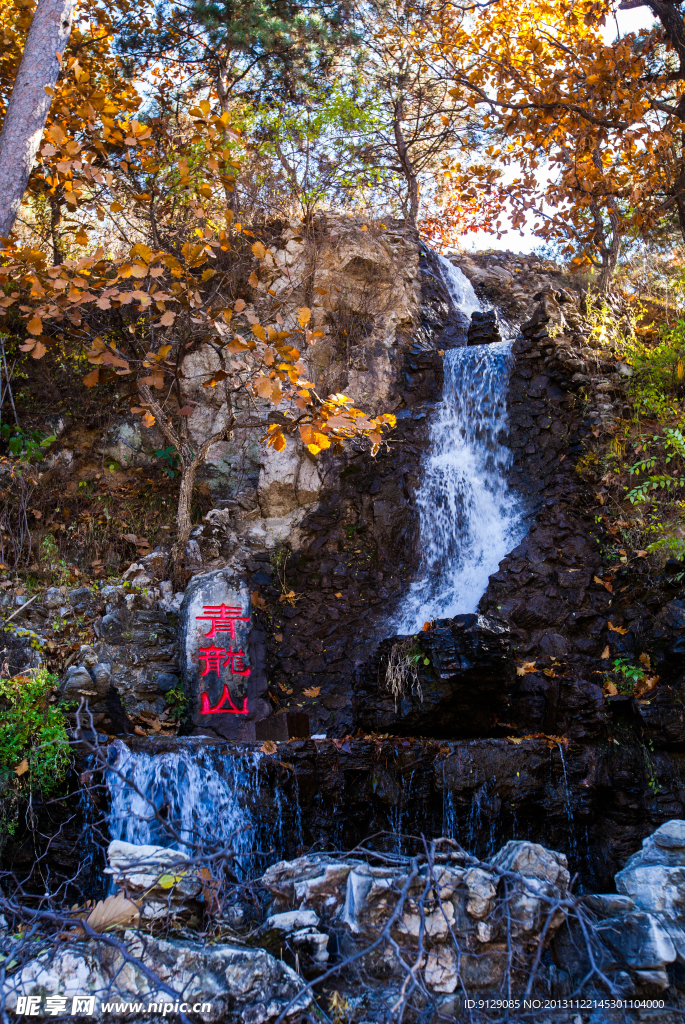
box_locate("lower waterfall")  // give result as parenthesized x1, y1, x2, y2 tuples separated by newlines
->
(396, 256, 524, 633)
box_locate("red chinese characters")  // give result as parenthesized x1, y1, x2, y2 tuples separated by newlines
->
(196, 604, 249, 640)
(197, 604, 251, 716)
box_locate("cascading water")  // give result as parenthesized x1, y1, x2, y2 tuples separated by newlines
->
(396, 255, 525, 633)
(107, 740, 264, 874)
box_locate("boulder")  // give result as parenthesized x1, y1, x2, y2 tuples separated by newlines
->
(467, 310, 502, 346)
(5, 933, 311, 1022)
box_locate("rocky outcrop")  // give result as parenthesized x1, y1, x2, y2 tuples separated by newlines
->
(5, 935, 310, 1022)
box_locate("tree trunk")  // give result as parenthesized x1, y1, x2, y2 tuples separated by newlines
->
(171, 458, 198, 571)
(0, 0, 76, 240)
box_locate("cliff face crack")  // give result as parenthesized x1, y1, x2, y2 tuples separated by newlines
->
(396, 256, 525, 632)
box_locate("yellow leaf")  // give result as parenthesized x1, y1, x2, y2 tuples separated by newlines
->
(252, 324, 266, 342)
(14, 758, 29, 777)
(142, 412, 155, 428)
(251, 241, 266, 259)
(260, 740, 278, 754)
(157, 871, 186, 889)
(303, 686, 321, 698)
(600, 645, 610, 659)
(110, 201, 124, 213)
(297, 306, 312, 327)
(270, 430, 286, 452)
(26, 317, 42, 335)
(507, 736, 522, 745)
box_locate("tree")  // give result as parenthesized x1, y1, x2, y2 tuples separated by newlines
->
(0, 76, 395, 571)
(0, 0, 77, 239)
(344, 0, 473, 225)
(423, 0, 685, 285)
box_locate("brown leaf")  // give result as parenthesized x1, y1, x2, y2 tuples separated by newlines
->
(85, 892, 139, 931)
(603, 681, 618, 697)
(251, 590, 266, 610)
(516, 661, 537, 676)
(248, 272, 259, 288)
(636, 550, 648, 558)
(260, 740, 278, 755)
(303, 686, 321, 698)
(83, 368, 100, 387)
(639, 652, 651, 668)
(600, 645, 610, 659)
(14, 758, 29, 777)
(31, 341, 46, 359)
(234, 298, 246, 312)
(133, 725, 147, 737)
(122, 533, 137, 543)
(178, 405, 195, 416)
(593, 575, 613, 592)
(608, 622, 629, 635)
(26, 316, 43, 335)
(158, 311, 175, 327)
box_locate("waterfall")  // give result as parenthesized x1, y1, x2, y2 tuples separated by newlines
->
(396, 255, 524, 633)
(107, 740, 263, 874)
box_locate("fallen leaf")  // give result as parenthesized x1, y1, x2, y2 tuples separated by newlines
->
(157, 871, 186, 889)
(260, 740, 278, 755)
(14, 758, 29, 777)
(251, 590, 266, 610)
(507, 736, 522, 744)
(639, 653, 651, 668)
(84, 892, 139, 931)
(304, 686, 321, 698)
(142, 411, 155, 428)
(636, 550, 648, 558)
(593, 575, 613, 592)
(600, 645, 610, 659)
(274, 634, 283, 642)
(178, 405, 195, 416)
(608, 622, 629, 635)
(335, 592, 342, 599)
(297, 306, 312, 327)
(603, 681, 618, 697)
(122, 533, 137, 543)
(133, 725, 147, 737)
(516, 661, 537, 676)
(248, 271, 259, 288)
(149, 719, 162, 733)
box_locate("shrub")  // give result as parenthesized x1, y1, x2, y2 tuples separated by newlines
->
(0, 669, 71, 796)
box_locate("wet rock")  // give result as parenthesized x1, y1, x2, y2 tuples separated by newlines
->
(264, 910, 319, 932)
(468, 310, 501, 345)
(353, 613, 512, 738)
(106, 840, 202, 908)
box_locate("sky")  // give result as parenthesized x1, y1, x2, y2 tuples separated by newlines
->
(460, 5, 655, 255)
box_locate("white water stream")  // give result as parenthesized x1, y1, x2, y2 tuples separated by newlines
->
(395, 255, 524, 633)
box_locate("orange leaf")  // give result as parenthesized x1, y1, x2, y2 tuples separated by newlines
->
(248, 272, 259, 288)
(303, 686, 321, 698)
(297, 306, 312, 327)
(26, 317, 42, 335)
(252, 324, 266, 342)
(31, 341, 46, 359)
(260, 740, 277, 754)
(251, 241, 266, 259)
(158, 311, 175, 327)
(608, 622, 629, 635)
(234, 299, 246, 312)
(83, 368, 100, 387)
(142, 412, 155, 428)
(600, 645, 610, 659)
